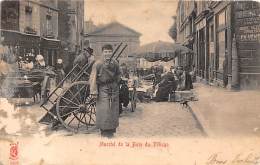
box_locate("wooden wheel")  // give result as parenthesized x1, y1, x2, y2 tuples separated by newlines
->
(56, 81, 96, 132)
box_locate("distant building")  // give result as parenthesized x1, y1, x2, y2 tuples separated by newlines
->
(58, 0, 84, 72)
(84, 19, 98, 35)
(0, 0, 60, 66)
(175, 1, 260, 89)
(84, 21, 141, 69)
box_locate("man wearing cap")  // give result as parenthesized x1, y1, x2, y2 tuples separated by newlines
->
(89, 44, 121, 138)
(73, 47, 93, 68)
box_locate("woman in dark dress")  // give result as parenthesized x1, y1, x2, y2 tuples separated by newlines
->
(155, 71, 177, 102)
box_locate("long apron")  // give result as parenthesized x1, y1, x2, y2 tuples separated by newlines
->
(96, 82, 119, 130)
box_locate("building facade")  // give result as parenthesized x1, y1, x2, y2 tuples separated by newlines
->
(175, 0, 260, 89)
(175, 0, 196, 69)
(0, 0, 60, 66)
(58, 0, 84, 72)
(84, 22, 141, 70)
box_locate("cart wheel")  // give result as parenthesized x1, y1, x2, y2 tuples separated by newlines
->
(56, 81, 96, 132)
(130, 88, 137, 112)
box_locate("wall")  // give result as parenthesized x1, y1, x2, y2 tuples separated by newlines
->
(39, 0, 58, 38)
(234, 1, 260, 89)
(19, 0, 40, 35)
(1, 0, 20, 31)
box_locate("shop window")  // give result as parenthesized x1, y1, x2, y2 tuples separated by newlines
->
(216, 8, 228, 73)
(217, 30, 226, 71)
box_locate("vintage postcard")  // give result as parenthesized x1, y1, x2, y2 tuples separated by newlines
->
(0, 0, 260, 164)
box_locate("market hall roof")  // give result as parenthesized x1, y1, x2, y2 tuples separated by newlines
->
(85, 22, 142, 37)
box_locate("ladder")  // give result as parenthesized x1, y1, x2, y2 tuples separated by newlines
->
(39, 61, 94, 123)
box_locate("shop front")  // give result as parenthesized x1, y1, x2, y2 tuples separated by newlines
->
(19, 33, 41, 56)
(1, 29, 60, 67)
(195, 17, 206, 80)
(41, 37, 60, 67)
(194, 2, 232, 88)
(209, 2, 233, 88)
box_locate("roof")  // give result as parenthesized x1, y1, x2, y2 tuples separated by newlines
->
(85, 21, 141, 37)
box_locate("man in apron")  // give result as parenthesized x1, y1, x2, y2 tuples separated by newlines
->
(89, 44, 121, 138)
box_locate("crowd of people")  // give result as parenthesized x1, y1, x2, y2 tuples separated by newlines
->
(153, 66, 194, 102)
(1, 43, 195, 138)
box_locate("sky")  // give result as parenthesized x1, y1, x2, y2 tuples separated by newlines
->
(85, 0, 178, 45)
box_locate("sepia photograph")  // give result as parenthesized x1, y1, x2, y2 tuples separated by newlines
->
(0, 0, 260, 164)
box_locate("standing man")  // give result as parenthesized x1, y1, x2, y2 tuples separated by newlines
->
(89, 44, 121, 138)
(73, 47, 94, 81)
(73, 47, 93, 67)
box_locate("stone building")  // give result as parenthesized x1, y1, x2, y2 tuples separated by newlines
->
(175, 0, 196, 71)
(175, 0, 260, 89)
(0, 0, 60, 66)
(84, 22, 141, 69)
(57, 0, 84, 72)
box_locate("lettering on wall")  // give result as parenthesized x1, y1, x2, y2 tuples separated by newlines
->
(235, 2, 260, 42)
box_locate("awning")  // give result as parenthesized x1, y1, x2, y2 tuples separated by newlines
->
(1, 29, 60, 50)
(1, 29, 21, 45)
(19, 32, 40, 47)
(41, 37, 61, 49)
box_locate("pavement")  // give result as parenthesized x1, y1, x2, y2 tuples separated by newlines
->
(0, 98, 207, 165)
(0, 98, 204, 138)
(117, 102, 204, 137)
(1, 87, 260, 164)
(189, 83, 260, 137)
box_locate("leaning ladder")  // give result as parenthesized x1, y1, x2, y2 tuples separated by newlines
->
(40, 62, 94, 120)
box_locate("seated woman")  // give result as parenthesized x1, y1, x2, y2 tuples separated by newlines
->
(155, 70, 177, 102)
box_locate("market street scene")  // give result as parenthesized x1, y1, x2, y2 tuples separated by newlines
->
(0, 0, 260, 165)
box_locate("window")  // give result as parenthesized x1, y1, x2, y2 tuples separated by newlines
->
(46, 11, 53, 36)
(217, 30, 226, 71)
(210, 25, 214, 42)
(216, 9, 227, 72)
(25, 2, 33, 29)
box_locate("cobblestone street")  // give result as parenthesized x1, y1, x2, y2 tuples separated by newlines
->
(0, 99, 204, 138)
(117, 102, 204, 137)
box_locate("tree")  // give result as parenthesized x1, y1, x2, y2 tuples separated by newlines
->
(168, 16, 177, 42)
